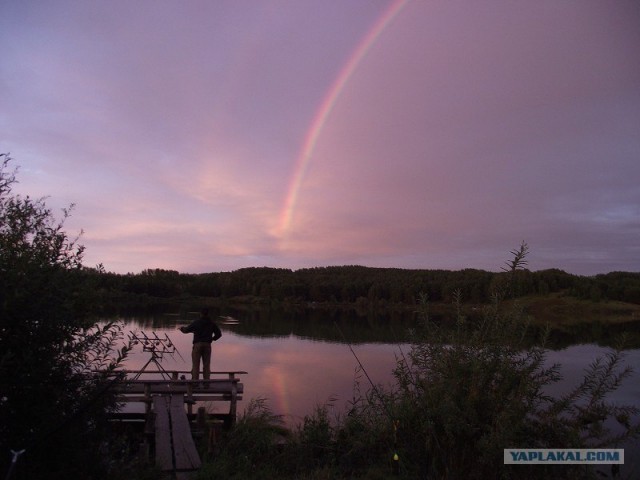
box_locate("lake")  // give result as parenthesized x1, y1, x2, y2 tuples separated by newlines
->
(117, 308, 413, 424)
(114, 307, 640, 475)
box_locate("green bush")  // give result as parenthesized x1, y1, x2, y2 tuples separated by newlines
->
(0, 155, 131, 479)
(371, 248, 640, 479)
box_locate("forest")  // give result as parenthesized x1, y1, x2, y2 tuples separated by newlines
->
(84, 264, 640, 312)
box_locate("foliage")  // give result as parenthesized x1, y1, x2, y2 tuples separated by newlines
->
(195, 245, 640, 479)
(355, 243, 639, 478)
(0, 154, 131, 479)
(573, 272, 640, 304)
(197, 397, 392, 480)
(89, 262, 640, 313)
(195, 397, 288, 480)
(503, 241, 530, 273)
(384, 291, 640, 479)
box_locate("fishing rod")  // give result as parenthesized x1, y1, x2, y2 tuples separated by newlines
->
(388, 322, 417, 391)
(333, 321, 401, 475)
(128, 330, 182, 379)
(151, 331, 185, 362)
(333, 321, 392, 418)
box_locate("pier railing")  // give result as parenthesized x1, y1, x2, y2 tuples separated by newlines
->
(111, 370, 246, 419)
(107, 370, 247, 476)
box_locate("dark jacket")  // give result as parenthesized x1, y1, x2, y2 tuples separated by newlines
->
(181, 316, 222, 344)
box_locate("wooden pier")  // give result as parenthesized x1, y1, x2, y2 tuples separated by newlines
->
(153, 394, 202, 475)
(109, 370, 246, 477)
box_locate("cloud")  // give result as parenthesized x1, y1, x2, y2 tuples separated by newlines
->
(1, 0, 638, 274)
(279, 0, 640, 274)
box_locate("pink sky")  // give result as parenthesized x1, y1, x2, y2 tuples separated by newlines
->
(1, 1, 639, 275)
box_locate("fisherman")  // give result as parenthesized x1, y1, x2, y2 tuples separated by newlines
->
(178, 308, 222, 380)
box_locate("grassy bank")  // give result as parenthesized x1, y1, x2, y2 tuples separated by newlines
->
(515, 293, 640, 325)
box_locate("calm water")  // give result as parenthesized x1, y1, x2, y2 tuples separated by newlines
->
(115, 309, 640, 474)
(115, 309, 640, 422)
(117, 313, 407, 424)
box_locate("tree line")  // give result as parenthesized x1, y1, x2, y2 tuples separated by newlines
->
(84, 264, 640, 312)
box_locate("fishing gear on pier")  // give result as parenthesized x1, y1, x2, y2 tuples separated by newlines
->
(127, 330, 184, 379)
(127, 331, 183, 360)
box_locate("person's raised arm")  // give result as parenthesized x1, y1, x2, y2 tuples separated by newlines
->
(212, 322, 222, 341)
(178, 321, 196, 334)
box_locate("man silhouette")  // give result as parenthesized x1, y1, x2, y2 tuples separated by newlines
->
(178, 308, 222, 380)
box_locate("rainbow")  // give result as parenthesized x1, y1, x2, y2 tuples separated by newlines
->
(271, 369, 291, 421)
(276, 0, 409, 237)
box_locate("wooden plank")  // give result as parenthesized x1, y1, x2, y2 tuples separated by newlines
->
(153, 396, 174, 471)
(113, 370, 248, 376)
(114, 380, 243, 395)
(169, 394, 201, 471)
(117, 393, 243, 403)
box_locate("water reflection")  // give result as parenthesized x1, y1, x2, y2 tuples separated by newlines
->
(111, 309, 640, 477)
(121, 307, 415, 344)
(117, 305, 640, 349)
(120, 316, 405, 425)
(116, 310, 640, 426)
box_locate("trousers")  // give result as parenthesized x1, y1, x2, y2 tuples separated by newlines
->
(191, 342, 212, 380)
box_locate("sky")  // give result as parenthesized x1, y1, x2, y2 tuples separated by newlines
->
(1, 0, 639, 276)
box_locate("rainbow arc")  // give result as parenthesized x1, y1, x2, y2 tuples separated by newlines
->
(276, 0, 408, 238)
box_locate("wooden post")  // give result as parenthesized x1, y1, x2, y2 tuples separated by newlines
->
(228, 380, 238, 427)
(196, 407, 207, 431)
(186, 382, 194, 416)
(144, 382, 151, 415)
